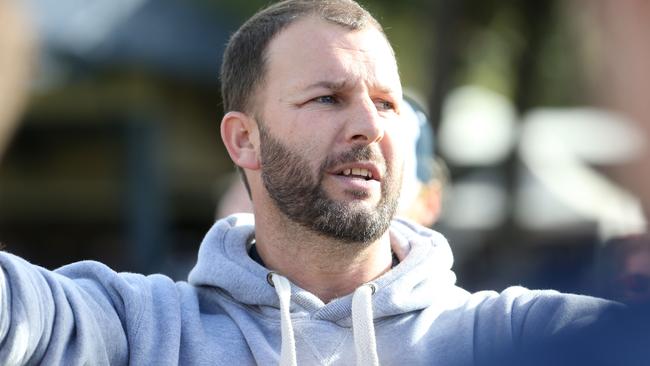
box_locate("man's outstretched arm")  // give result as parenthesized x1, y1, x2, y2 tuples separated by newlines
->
(0, 252, 134, 365)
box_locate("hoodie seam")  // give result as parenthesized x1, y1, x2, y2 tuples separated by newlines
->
(214, 287, 363, 330)
(211, 287, 314, 327)
(296, 325, 351, 365)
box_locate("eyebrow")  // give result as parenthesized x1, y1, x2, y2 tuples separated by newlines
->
(300, 79, 397, 96)
(301, 80, 349, 92)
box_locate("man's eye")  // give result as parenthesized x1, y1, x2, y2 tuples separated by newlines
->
(375, 100, 395, 111)
(314, 95, 338, 104)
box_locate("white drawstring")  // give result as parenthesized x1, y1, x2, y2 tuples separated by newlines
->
(269, 273, 379, 366)
(352, 283, 380, 366)
(269, 272, 297, 366)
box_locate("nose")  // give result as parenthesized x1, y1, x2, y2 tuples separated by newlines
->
(345, 97, 385, 144)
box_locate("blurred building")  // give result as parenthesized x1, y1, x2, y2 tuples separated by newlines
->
(0, 0, 239, 277)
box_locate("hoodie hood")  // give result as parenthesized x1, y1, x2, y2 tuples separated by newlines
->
(188, 213, 458, 321)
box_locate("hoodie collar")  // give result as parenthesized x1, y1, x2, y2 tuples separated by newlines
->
(188, 214, 457, 320)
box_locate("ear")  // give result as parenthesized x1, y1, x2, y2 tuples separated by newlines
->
(220, 111, 261, 170)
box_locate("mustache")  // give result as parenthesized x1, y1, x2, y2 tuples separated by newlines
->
(320, 145, 386, 173)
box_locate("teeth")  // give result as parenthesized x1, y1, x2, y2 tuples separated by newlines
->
(340, 168, 372, 178)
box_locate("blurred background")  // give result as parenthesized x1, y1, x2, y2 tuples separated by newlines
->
(2, 0, 649, 302)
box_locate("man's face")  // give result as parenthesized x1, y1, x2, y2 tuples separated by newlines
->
(255, 16, 405, 243)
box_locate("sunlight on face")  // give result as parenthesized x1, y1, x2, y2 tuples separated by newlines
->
(255, 17, 405, 242)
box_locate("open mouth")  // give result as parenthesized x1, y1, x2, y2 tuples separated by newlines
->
(338, 168, 373, 180)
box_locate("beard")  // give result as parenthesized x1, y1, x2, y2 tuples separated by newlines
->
(259, 122, 401, 244)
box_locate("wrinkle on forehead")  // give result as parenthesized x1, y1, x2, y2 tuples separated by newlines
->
(296, 78, 397, 96)
(263, 16, 401, 105)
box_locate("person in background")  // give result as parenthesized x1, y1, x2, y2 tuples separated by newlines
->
(0, 1, 629, 365)
(396, 94, 445, 227)
(595, 233, 650, 305)
(0, 0, 35, 160)
(216, 171, 254, 218)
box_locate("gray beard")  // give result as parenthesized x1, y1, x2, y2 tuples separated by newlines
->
(259, 122, 400, 244)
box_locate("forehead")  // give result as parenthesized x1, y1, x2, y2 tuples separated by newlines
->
(263, 16, 400, 93)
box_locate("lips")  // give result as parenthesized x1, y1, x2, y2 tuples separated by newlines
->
(330, 162, 382, 182)
(341, 167, 372, 179)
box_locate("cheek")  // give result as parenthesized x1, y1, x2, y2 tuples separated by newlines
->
(282, 134, 332, 174)
(293, 126, 340, 159)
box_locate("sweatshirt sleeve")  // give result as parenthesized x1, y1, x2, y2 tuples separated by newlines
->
(0, 251, 142, 365)
(472, 286, 624, 366)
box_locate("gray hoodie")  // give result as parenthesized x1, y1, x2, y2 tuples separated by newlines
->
(0, 214, 614, 365)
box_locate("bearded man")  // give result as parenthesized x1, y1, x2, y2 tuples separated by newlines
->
(0, 1, 623, 365)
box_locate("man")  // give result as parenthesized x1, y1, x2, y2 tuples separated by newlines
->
(217, 95, 442, 225)
(0, 1, 620, 365)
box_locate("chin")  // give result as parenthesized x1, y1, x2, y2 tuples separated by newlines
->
(335, 191, 382, 208)
(342, 201, 383, 220)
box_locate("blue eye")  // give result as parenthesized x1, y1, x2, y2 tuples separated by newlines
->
(376, 100, 395, 111)
(314, 95, 338, 104)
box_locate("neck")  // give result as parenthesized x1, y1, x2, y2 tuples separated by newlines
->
(254, 206, 393, 303)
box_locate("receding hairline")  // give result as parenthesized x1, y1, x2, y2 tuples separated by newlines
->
(221, 0, 390, 114)
(248, 14, 392, 115)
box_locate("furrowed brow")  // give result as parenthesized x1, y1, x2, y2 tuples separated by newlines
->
(302, 80, 349, 92)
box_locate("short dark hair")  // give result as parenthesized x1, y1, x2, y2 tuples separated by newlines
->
(220, 0, 387, 197)
(220, 0, 384, 114)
